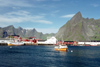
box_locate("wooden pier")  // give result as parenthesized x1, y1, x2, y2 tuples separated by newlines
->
(0, 43, 8, 46)
(0, 43, 38, 46)
(24, 43, 38, 46)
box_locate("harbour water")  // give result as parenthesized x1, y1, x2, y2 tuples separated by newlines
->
(0, 46, 100, 67)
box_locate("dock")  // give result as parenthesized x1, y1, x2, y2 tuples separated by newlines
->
(0, 43, 54, 46)
(0, 43, 8, 46)
(24, 43, 38, 46)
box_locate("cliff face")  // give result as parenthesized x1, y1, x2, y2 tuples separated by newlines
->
(1, 25, 42, 38)
(0, 25, 55, 39)
(56, 11, 100, 41)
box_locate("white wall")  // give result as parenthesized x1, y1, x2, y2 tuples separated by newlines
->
(37, 37, 57, 44)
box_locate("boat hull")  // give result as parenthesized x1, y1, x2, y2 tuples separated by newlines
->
(8, 42, 24, 46)
(55, 48, 67, 51)
(54, 45, 68, 51)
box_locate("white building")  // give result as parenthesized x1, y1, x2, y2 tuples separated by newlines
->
(37, 36, 57, 45)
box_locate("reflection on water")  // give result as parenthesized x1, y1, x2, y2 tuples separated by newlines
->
(57, 51, 67, 56)
(66, 46, 100, 67)
(0, 46, 100, 67)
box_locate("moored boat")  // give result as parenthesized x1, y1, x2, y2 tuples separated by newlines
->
(8, 42, 24, 46)
(54, 45, 68, 51)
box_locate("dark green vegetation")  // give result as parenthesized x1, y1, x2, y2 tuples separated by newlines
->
(56, 11, 100, 41)
(0, 25, 55, 40)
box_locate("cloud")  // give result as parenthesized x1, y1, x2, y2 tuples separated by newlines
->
(35, 20, 52, 24)
(0, 0, 33, 7)
(52, 0, 61, 1)
(25, 27, 58, 34)
(36, 0, 61, 2)
(0, 10, 52, 25)
(61, 14, 75, 18)
(36, 0, 46, 1)
(36, 28, 58, 34)
(50, 10, 60, 17)
(91, 4, 99, 7)
(52, 10, 60, 13)
(12, 7, 20, 10)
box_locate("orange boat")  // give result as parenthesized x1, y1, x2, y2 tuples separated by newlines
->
(54, 45, 68, 51)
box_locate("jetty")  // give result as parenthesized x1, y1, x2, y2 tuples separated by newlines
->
(0, 38, 9, 46)
(23, 42, 38, 46)
(0, 36, 57, 46)
(1, 35, 100, 46)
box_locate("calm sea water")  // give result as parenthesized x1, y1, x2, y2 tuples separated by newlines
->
(0, 46, 100, 67)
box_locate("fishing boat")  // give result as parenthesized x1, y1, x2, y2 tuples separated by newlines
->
(54, 36, 68, 51)
(54, 44, 68, 51)
(7, 36, 24, 46)
(8, 42, 24, 46)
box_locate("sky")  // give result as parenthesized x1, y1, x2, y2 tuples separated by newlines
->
(0, 0, 100, 34)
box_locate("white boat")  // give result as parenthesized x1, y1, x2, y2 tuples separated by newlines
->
(7, 36, 24, 46)
(8, 42, 24, 46)
(55, 36, 68, 51)
(54, 45, 68, 51)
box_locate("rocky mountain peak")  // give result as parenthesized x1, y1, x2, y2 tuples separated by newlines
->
(33, 28, 36, 31)
(7, 25, 14, 28)
(3, 25, 15, 31)
(56, 11, 100, 41)
(0, 25, 55, 39)
(18, 26, 23, 30)
(70, 11, 82, 24)
(75, 11, 82, 17)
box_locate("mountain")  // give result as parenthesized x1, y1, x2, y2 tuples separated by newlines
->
(56, 11, 100, 41)
(0, 25, 55, 39)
